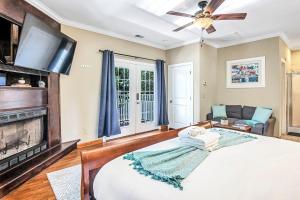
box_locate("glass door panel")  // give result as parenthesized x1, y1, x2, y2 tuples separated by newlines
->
(136, 65, 157, 133)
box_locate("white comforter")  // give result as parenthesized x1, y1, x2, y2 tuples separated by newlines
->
(94, 130, 300, 200)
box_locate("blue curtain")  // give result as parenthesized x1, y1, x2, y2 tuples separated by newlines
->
(156, 60, 169, 125)
(98, 50, 121, 137)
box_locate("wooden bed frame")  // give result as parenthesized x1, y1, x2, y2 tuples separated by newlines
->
(80, 122, 212, 200)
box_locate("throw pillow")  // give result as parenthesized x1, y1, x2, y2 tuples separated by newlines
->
(251, 107, 273, 124)
(244, 120, 260, 126)
(212, 105, 227, 118)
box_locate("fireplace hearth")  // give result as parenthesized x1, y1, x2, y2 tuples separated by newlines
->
(0, 108, 47, 173)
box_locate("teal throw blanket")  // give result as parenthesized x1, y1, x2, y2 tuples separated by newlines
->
(123, 128, 256, 190)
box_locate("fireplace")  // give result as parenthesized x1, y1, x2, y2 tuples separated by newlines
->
(0, 108, 47, 173)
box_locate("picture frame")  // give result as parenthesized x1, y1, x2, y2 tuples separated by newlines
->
(226, 56, 265, 88)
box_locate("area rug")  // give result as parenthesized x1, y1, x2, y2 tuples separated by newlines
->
(47, 165, 81, 200)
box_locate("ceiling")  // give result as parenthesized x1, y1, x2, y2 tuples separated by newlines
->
(26, 0, 300, 50)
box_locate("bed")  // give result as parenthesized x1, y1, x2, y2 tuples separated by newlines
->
(81, 125, 300, 200)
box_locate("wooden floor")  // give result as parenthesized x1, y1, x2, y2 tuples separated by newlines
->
(2, 130, 164, 200)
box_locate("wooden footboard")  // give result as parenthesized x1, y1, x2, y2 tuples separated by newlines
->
(80, 122, 211, 200)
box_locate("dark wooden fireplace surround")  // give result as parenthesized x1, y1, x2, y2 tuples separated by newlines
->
(0, 0, 79, 198)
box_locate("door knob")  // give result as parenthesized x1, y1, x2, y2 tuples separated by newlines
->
(170, 100, 173, 103)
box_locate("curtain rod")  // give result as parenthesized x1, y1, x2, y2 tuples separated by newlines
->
(99, 50, 165, 63)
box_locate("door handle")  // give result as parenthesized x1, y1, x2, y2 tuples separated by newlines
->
(170, 100, 173, 103)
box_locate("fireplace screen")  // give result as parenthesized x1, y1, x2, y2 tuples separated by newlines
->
(0, 117, 44, 160)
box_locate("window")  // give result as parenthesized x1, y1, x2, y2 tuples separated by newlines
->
(141, 70, 154, 123)
(115, 67, 130, 127)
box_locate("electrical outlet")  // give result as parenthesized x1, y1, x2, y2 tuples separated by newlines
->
(81, 64, 91, 68)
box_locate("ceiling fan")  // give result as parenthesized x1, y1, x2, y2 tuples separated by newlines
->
(167, 0, 247, 34)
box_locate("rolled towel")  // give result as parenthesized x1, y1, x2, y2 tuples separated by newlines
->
(189, 126, 207, 137)
(178, 126, 207, 138)
(180, 139, 219, 151)
(179, 132, 221, 150)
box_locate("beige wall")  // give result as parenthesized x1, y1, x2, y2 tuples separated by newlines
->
(166, 43, 218, 123)
(166, 43, 201, 123)
(216, 37, 281, 136)
(292, 50, 300, 72)
(60, 25, 166, 142)
(200, 44, 218, 120)
(59, 23, 290, 142)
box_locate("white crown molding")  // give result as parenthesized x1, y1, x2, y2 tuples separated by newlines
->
(165, 38, 219, 50)
(25, 0, 295, 51)
(25, 0, 166, 50)
(214, 32, 293, 50)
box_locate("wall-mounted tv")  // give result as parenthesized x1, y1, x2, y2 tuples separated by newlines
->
(14, 13, 76, 75)
(0, 17, 21, 65)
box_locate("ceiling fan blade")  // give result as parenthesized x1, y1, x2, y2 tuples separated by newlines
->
(173, 21, 194, 32)
(206, 25, 216, 34)
(167, 11, 195, 18)
(205, 0, 225, 14)
(212, 13, 247, 20)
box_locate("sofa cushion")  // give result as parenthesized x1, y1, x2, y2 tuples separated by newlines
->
(226, 105, 242, 119)
(252, 107, 273, 123)
(212, 105, 227, 118)
(242, 106, 256, 120)
(228, 118, 239, 124)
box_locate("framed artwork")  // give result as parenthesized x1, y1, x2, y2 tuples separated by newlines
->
(226, 56, 265, 88)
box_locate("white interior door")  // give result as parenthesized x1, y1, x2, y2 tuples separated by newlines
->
(168, 62, 193, 129)
(115, 59, 157, 136)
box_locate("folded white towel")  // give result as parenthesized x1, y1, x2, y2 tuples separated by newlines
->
(178, 126, 207, 138)
(180, 131, 220, 144)
(179, 131, 221, 151)
(189, 126, 206, 137)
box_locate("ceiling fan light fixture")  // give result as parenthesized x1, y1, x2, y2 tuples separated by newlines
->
(195, 17, 213, 29)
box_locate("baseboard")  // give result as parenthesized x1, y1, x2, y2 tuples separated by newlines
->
(77, 139, 103, 149)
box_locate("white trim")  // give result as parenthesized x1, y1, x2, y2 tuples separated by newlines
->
(164, 32, 294, 50)
(226, 56, 266, 89)
(165, 39, 218, 50)
(215, 32, 293, 50)
(25, 0, 295, 51)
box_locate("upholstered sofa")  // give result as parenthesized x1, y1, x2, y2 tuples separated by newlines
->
(206, 105, 276, 137)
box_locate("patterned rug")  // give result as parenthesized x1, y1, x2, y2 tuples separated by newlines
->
(47, 165, 81, 200)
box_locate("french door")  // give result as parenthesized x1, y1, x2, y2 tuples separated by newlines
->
(115, 58, 157, 136)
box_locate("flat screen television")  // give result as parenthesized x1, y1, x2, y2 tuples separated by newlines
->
(14, 13, 76, 75)
(0, 17, 21, 65)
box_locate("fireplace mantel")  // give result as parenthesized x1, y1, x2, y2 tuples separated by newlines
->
(0, 0, 78, 197)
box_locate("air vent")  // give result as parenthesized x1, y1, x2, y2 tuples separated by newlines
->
(135, 34, 144, 39)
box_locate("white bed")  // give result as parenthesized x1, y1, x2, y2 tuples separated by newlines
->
(94, 129, 300, 200)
